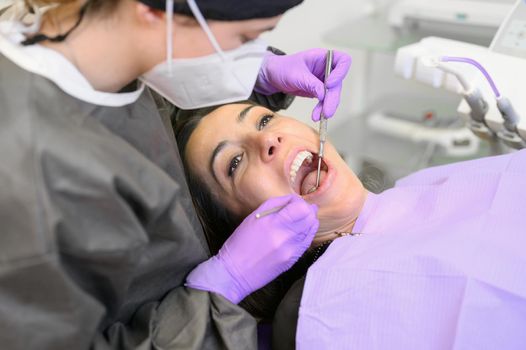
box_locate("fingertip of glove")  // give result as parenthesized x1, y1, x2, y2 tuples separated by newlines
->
(322, 83, 345, 118)
(301, 219, 319, 243)
(322, 107, 335, 119)
(322, 103, 337, 119)
(311, 102, 322, 122)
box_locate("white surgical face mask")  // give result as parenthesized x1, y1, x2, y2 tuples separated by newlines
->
(141, 0, 268, 109)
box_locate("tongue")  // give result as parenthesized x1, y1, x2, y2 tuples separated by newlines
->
(300, 170, 327, 195)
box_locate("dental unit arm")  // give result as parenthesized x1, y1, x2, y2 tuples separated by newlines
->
(394, 0, 526, 150)
(420, 56, 492, 140)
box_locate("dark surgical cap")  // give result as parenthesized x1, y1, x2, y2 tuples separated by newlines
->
(138, 0, 304, 21)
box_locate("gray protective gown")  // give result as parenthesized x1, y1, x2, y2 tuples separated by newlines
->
(0, 52, 257, 348)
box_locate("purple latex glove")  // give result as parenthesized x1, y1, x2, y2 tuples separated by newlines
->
(185, 194, 319, 304)
(255, 48, 352, 121)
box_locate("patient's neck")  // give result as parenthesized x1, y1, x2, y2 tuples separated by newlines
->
(312, 218, 358, 246)
(311, 190, 369, 246)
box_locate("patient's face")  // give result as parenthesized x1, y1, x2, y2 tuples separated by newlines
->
(186, 103, 365, 235)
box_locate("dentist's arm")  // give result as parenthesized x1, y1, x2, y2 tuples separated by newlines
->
(186, 194, 319, 304)
(255, 48, 352, 122)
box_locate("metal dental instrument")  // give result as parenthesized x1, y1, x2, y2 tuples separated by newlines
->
(255, 204, 287, 219)
(315, 49, 334, 190)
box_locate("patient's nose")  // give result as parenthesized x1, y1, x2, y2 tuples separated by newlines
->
(259, 132, 282, 163)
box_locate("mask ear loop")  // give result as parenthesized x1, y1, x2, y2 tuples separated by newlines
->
(165, 0, 174, 75)
(186, 0, 226, 60)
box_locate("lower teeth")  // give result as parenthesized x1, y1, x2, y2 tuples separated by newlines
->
(307, 187, 317, 194)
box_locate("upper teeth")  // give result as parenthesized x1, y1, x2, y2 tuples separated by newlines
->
(290, 151, 313, 184)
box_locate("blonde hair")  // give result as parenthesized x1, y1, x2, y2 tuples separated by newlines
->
(25, 0, 77, 6)
(0, 0, 122, 31)
(18, 0, 120, 17)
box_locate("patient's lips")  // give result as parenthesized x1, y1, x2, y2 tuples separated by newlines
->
(286, 149, 330, 196)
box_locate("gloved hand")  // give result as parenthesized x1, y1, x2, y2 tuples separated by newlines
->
(255, 48, 352, 121)
(185, 194, 319, 304)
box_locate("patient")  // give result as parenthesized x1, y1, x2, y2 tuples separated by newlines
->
(173, 100, 367, 320)
(174, 102, 526, 349)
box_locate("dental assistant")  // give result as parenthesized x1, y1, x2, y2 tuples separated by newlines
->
(0, 0, 352, 349)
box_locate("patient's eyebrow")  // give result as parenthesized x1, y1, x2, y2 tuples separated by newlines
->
(238, 105, 256, 123)
(210, 140, 227, 183)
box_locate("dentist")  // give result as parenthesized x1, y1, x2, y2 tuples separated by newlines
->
(0, 0, 351, 348)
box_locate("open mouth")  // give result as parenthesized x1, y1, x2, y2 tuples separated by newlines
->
(289, 151, 329, 196)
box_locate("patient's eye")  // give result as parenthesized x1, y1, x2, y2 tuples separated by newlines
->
(258, 114, 274, 130)
(228, 154, 243, 177)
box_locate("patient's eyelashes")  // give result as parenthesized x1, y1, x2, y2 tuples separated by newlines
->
(228, 154, 243, 177)
(257, 114, 274, 130)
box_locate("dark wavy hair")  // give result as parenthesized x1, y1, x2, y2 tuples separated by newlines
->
(173, 102, 315, 321)
(173, 104, 243, 253)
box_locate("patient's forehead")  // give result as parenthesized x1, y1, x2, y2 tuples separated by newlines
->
(192, 103, 262, 140)
(196, 102, 250, 130)
(207, 103, 254, 122)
